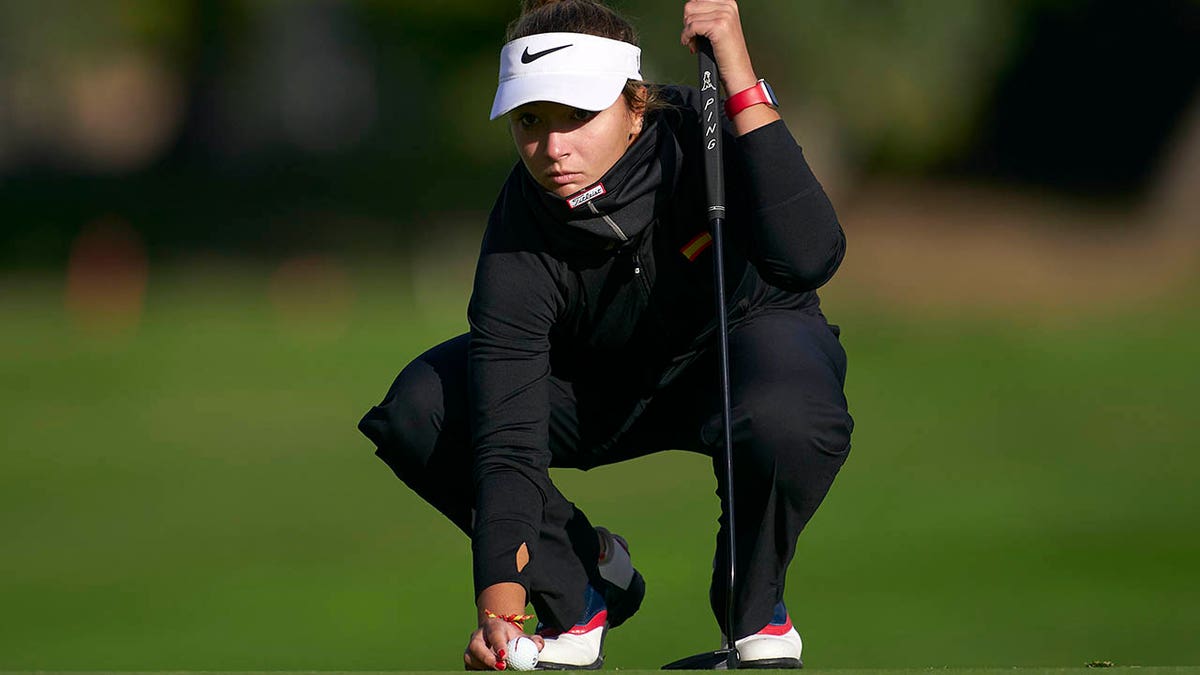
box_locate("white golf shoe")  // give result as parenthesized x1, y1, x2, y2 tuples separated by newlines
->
(661, 601, 804, 670)
(534, 584, 608, 670)
(732, 602, 804, 669)
(533, 527, 644, 669)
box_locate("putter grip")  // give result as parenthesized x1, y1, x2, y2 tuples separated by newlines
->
(696, 37, 725, 221)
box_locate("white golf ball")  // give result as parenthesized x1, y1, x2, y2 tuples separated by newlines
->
(504, 635, 539, 671)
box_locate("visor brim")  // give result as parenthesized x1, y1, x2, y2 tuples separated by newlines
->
(490, 73, 629, 120)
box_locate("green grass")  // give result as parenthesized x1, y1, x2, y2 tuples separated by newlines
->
(1, 262, 1198, 670)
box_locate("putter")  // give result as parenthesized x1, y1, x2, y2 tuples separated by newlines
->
(662, 36, 741, 671)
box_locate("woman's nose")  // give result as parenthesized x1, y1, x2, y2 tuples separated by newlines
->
(544, 130, 571, 160)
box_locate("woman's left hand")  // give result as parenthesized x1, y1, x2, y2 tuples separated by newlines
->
(681, 0, 759, 93)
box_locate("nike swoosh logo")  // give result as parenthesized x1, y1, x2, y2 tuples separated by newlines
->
(521, 44, 572, 64)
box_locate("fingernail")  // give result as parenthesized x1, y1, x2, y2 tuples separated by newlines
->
(497, 662, 507, 670)
(499, 650, 506, 659)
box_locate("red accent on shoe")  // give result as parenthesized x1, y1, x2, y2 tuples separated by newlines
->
(566, 609, 607, 635)
(756, 613, 794, 636)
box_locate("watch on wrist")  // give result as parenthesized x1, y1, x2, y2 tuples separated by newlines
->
(724, 79, 779, 118)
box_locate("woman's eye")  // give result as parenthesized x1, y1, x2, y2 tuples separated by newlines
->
(518, 113, 538, 127)
(572, 109, 595, 122)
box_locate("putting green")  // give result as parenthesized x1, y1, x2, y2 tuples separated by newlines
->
(2, 266, 1198, 670)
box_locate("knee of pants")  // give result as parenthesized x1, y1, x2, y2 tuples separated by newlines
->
(358, 358, 452, 479)
(736, 386, 853, 491)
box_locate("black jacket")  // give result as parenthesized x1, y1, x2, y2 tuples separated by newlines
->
(467, 85, 846, 595)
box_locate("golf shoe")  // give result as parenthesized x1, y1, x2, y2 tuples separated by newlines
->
(661, 601, 804, 669)
(534, 583, 608, 670)
(732, 601, 803, 669)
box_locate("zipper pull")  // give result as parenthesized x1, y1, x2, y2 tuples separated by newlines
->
(632, 254, 641, 275)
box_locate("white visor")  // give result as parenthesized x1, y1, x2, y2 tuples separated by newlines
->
(490, 32, 642, 120)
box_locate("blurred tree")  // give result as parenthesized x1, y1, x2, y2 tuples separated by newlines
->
(625, 0, 1022, 171)
(952, 0, 1200, 197)
(1, 0, 1197, 266)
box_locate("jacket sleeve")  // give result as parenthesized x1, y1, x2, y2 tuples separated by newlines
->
(466, 228, 564, 599)
(727, 119, 846, 292)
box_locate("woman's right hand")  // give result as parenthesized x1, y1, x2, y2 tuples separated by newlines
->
(464, 617, 545, 671)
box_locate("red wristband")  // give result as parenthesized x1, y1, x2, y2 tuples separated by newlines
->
(725, 79, 779, 118)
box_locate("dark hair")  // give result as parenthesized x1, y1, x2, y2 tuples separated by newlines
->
(506, 0, 667, 116)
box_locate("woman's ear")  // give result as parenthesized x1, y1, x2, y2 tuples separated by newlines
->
(627, 83, 648, 140)
(629, 108, 645, 140)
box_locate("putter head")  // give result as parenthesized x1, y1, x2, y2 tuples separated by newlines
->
(661, 647, 740, 670)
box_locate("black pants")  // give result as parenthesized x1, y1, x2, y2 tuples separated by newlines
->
(358, 307, 853, 639)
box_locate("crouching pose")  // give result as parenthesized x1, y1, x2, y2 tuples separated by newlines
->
(359, 0, 854, 669)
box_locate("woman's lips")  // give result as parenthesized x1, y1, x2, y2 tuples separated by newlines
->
(548, 172, 582, 186)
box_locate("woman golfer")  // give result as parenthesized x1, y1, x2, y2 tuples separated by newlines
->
(359, 0, 853, 669)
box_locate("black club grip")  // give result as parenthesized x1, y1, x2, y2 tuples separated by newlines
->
(696, 37, 725, 222)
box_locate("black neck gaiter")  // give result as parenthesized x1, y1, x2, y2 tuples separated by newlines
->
(519, 112, 682, 247)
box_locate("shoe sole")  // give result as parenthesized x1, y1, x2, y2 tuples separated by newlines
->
(741, 657, 803, 669)
(534, 657, 604, 670)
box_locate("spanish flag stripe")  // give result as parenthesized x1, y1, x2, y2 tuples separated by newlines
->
(681, 232, 714, 261)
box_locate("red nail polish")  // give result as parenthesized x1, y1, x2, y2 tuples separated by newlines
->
(499, 649, 507, 659)
(497, 661, 507, 670)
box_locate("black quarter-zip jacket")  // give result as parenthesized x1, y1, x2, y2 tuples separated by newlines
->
(467, 85, 846, 596)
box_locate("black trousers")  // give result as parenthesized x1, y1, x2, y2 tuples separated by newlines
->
(358, 307, 853, 639)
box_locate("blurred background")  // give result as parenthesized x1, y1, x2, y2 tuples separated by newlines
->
(2, 0, 1198, 670)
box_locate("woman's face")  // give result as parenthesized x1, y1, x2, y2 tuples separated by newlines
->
(509, 94, 644, 199)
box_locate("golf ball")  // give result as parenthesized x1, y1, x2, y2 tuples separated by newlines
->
(504, 636, 539, 671)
